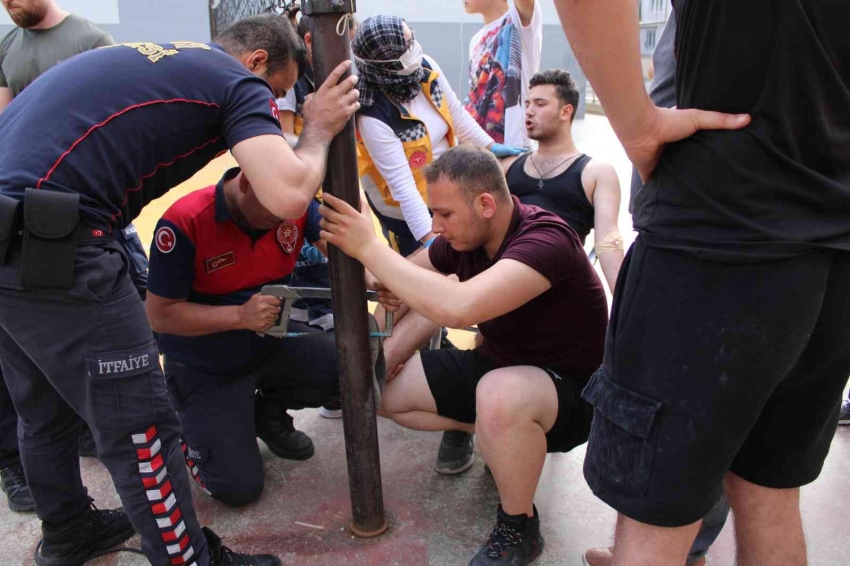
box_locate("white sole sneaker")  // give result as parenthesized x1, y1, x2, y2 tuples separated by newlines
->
(318, 406, 343, 419)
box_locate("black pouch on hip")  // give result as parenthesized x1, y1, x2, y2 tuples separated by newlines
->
(21, 188, 80, 290)
(0, 193, 22, 266)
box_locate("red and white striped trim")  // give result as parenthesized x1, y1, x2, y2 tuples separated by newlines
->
(132, 426, 195, 565)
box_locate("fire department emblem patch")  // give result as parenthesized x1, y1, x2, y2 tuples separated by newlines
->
(408, 150, 428, 170)
(277, 222, 299, 254)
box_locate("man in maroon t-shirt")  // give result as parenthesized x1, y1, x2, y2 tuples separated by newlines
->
(319, 145, 608, 566)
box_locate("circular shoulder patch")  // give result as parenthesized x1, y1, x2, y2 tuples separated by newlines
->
(408, 150, 428, 170)
(155, 226, 176, 254)
(277, 222, 299, 254)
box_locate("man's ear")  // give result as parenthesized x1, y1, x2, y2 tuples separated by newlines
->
(305, 32, 312, 54)
(478, 193, 498, 219)
(238, 173, 251, 194)
(244, 49, 270, 74)
(561, 103, 575, 123)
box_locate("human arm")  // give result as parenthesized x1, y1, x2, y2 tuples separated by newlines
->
(319, 194, 552, 329)
(0, 87, 11, 114)
(584, 161, 623, 293)
(231, 61, 360, 220)
(552, 0, 750, 181)
(146, 292, 283, 335)
(427, 59, 494, 149)
(514, 0, 538, 27)
(357, 115, 436, 242)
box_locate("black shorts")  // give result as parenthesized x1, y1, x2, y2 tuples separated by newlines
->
(420, 347, 593, 453)
(583, 236, 850, 527)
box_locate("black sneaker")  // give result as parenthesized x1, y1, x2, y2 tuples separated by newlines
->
(36, 502, 135, 566)
(436, 430, 475, 475)
(78, 425, 98, 459)
(1, 462, 35, 512)
(205, 526, 281, 566)
(840, 398, 850, 426)
(255, 396, 315, 460)
(468, 505, 544, 566)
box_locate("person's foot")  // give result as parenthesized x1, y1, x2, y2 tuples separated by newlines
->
(319, 398, 343, 419)
(36, 502, 135, 566)
(839, 398, 850, 426)
(436, 430, 475, 475)
(255, 396, 315, 460)
(205, 526, 281, 565)
(78, 425, 98, 459)
(468, 505, 544, 566)
(1, 462, 35, 512)
(582, 547, 706, 566)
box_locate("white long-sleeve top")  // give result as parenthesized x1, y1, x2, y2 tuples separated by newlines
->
(357, 56, 494, 241)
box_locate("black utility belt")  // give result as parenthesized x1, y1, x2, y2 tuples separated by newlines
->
(0, 189, 114, 290)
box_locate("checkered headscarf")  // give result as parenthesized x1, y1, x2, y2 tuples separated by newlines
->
(353, 15, 427, 108)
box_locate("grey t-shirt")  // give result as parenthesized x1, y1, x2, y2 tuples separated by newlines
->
(629, 12, 677, 211)
(0, 14, 113, 96)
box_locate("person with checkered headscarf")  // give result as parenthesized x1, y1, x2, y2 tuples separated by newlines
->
(353, 14, 525, 259)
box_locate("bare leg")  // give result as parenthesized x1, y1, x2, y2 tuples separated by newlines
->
(474, 367, 559, 517)
(610, 514, 700, 566)
(378, 352, 474, 433)
(725, 472, 807, 566)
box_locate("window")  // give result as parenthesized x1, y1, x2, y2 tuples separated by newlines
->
(645, 30, 656, 49)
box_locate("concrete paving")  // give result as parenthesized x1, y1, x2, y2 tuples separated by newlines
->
(2, 115, 849, 565)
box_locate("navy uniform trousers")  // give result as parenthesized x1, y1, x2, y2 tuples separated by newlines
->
(0, 241, 208, 566)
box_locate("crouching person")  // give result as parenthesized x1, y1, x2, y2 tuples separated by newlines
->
(146, 168, 340, 506)
(319, 145, 608, 566)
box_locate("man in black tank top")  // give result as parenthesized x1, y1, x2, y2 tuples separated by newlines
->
(501, 70, 623, 293)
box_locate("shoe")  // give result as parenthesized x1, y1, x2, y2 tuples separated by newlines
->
(582, 547, 706, 566)
(78, 425, 98, 459)
(839, 398, 850, 426)
(36, 502, 135, 566)
(1, 462, 35, 512)
(468, 504, 544, 566)
(256, 396, 315, 460)
(205, 526, 281, 566)
(436, 430, 475, 475)
(319, 399, 343, 419)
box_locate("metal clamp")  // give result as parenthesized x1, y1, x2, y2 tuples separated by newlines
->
(260, 285, 393, 338)
(301, 0, 356, 16)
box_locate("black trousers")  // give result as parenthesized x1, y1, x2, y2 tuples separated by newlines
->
(0, 242, 208, 566)
(164, 325, 340, 506)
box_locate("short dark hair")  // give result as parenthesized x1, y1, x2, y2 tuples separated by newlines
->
(424, 145, 510, 203)
(297, 14, 312, 40)
(529, 69, 580, 122)
(215, 14, 307, 77)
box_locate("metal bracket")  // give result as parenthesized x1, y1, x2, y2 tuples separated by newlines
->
(260, 285, 392, 338)
(301, 0, 356, 16)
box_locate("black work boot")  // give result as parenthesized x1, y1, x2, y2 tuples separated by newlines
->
(205, 526, 281, 566)
(468, 505, 545, 566)
(255, 395, 314, 460)
(436, 430, 475, 475)
(1, 461, 35, 512)
(36, 502, 135, 566)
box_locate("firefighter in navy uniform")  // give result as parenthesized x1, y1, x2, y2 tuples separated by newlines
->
(145, 168, 340, 506)
(0, 13, 359, 566)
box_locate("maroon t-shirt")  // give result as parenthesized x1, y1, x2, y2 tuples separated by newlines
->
(429, 198, 608, 382)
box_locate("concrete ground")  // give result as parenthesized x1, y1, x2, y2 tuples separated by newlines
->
(2, 115, 849, 565)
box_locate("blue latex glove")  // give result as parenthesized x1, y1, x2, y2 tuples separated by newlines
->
(489, 143, 528, 158)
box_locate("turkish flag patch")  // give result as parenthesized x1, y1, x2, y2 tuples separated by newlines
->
(155, 227, 176, 254)
(270, 97, 280, 121)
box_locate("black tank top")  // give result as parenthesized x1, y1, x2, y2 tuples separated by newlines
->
(506, 153, 594, 244)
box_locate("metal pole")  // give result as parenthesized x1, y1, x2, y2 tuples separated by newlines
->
(302, 0, 388, 538)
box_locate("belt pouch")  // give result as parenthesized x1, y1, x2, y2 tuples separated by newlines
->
(0, 194, 22, 265)
(21, 188, 80, 289)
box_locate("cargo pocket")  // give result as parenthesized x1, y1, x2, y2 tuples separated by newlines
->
(86, 341, 159, 431)
(582, 368, 662, 496)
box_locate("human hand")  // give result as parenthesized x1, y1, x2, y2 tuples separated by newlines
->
(629, 106, 750, 182)
(301, 60, 360, 143)
(319, 194, 378, 261)
(238, 293, 282, 331)
(386, 363, 405, 383)
(370, 276, 402, 313)
(489, 143, 528, 158)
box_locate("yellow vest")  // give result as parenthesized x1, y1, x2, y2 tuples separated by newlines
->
(356, 66, 456, 209)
